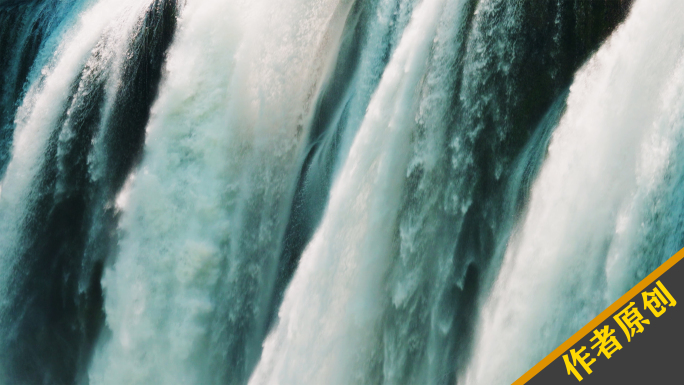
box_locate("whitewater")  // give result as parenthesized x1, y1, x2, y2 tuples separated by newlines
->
(3, 0, 683, 384)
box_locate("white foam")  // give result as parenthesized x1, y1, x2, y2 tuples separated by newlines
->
(247, 0, 458, 383)
(0, 0, 153, 314)
(88, 0, 354, 383)
(461, 1, 684, 383)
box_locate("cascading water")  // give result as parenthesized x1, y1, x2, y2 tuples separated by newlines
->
(88, 0, 355, 383)
(7, 0, 680, 384)
(0, 0, 177, 383)
(463, 1, 684, 383)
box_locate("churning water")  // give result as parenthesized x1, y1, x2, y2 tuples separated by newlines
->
(5, 1, 681, 384)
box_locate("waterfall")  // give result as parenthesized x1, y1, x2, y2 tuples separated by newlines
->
(0, 0, 87, 174)
(88, 0, 354, 384)
(0, 0, 176, 382)
(1, 0, 666, 384)
(249, 0, 459, 382)
(463, 1, 684, 383)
